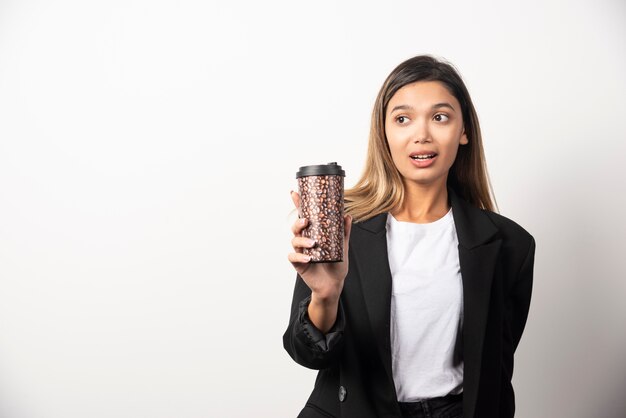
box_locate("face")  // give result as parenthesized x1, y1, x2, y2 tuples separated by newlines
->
(385, 80, 468, 189)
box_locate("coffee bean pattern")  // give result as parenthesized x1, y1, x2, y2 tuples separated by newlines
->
(297, 174, 344, 263)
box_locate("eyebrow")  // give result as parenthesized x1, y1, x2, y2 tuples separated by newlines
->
(389, 102, 457, 114)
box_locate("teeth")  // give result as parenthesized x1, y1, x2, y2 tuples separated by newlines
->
(411, 154, 435, 160)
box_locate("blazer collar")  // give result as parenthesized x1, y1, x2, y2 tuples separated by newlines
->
(354, 186, 497, 249)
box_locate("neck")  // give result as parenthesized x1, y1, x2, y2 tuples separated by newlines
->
(391, 178, 450, 223)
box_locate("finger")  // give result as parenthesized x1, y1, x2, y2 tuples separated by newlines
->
(291, 216, 308, 236)
(291, 236, 316, 252)
(343, 214, 352, 259)
(287, 252, 311, 265)
(290, 191, 301, 214)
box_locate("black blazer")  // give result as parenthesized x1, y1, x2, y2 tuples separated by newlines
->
(283, 187, 536, 418)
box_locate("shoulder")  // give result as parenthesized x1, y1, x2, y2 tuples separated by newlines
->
(482, 209, 535, 251)
(350, 212, 388, 236)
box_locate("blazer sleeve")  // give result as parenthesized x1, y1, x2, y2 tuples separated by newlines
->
(507, 235, 536, 352)
(282, 272, 346, 370)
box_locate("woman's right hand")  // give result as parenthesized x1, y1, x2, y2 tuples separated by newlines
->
(287, 190, 352, 303)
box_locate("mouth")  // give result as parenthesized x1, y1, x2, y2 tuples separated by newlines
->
(409, 152, 438, 161)
(409, 151, 438, 168)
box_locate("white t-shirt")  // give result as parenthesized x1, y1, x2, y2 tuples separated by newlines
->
(386, 207, 464, 401)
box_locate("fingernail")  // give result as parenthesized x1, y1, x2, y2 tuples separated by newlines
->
(300, 218, 306, 225)
(303, 255, 311, 262)
(308, 239, 316, 247)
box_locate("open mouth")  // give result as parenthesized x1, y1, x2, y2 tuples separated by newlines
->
(410, 153, 437, 160)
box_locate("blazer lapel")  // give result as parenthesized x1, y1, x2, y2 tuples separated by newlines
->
(449, 188, 501, 418)
(352, 187, 501, 418)
(350, 211, 396, 389)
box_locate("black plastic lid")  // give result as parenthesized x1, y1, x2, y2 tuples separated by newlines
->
(296, 162, 345, 178)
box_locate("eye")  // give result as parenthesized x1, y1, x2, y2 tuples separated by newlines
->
(396, 115, 410, 124)
(434, 114, 449, 122)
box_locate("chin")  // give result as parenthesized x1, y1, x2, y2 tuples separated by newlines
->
(401, 171, 447, 186)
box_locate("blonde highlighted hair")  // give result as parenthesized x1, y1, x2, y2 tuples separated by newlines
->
(345, 54, 497, 223)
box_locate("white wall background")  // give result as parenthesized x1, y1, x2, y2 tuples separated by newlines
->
(0, 0, 625, 417)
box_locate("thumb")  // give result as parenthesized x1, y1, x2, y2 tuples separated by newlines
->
(343, 214, 352, 259)
(290, 191, 302, 214)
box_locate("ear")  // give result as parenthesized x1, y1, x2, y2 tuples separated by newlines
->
(460, 128, 469, 145)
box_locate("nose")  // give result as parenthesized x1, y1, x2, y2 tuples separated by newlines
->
(414, 136, 431, 144)
(413, 119, 432, 144)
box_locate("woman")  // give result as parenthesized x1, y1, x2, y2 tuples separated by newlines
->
(284, 55, 536, 418)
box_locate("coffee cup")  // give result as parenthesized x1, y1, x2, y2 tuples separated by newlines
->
(296, 162, 346, 263)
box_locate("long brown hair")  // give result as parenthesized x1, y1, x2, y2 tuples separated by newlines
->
(345, 54, 497, 223)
